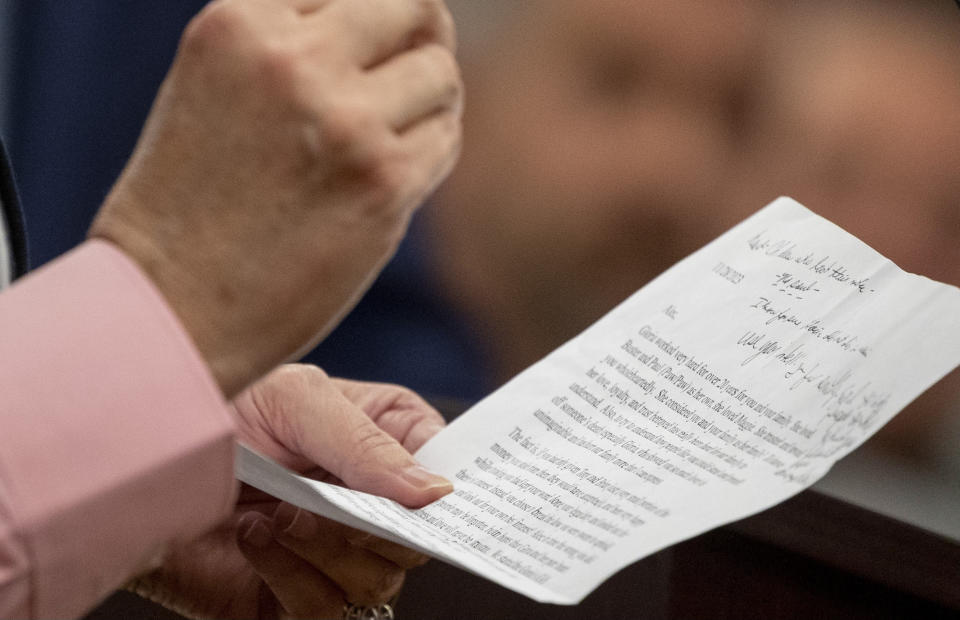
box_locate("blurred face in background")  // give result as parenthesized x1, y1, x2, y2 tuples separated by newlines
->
(738, 4, 960, 288)
(429, 0, 960, 462)
(433, 1, 960, 429)
(430, 0, 769, 376)
(734, 4, 960, 454)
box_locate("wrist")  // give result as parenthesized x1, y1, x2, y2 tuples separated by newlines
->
(89, 189, 263, 398)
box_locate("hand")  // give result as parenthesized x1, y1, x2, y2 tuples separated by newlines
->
(129, 364, 451, 619)
(89, 0, 463, 397)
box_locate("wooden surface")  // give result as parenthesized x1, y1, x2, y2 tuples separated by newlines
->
(727, 490, 960, 611)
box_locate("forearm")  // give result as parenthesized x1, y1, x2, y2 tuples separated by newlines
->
(87, 0, 462, 399)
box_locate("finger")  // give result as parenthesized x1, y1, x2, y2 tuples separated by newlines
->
(237, 512, 345, 619)
(364, 43, 462, 132)
(343, 528, 430, 569)
(331, 378, 447, 453)
(290, 0, 334, 12)
(273, 0, 334, 12)
(286, 367, 452, 506)
(312, 0, 456, 68)
(392, 107, 462, 215)
(273, 503, 407, 606)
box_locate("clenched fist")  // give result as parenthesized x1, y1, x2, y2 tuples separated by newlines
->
(90, 0, 463, 397)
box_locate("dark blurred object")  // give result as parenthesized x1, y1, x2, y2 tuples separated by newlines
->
(3, 1, 208, 268)
(85, 490, 960, 620)
(301, 218, 495, 403)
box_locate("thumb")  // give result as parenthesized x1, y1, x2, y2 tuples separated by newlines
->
(280, 367, 453, 508)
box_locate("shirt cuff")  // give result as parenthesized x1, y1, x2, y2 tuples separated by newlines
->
(0, 239, 237, 619)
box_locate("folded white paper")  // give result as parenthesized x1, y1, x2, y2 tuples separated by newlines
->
(238, 197, 960, 604)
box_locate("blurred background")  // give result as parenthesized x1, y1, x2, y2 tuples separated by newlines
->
(1, 0, 958, 585)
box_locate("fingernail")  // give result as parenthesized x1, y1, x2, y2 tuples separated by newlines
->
(273, 503, 317, 540)
(239, 516, 272, 549)
(399, 464, 453, 491)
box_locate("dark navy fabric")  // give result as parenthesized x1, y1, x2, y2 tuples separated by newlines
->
(0, 140, 28, 278)
(302, 213, 494, 405)
(4, 1, 207, 268)
(3, 2, 489, 404)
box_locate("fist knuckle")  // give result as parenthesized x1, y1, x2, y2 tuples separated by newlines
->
(182, 0, 249, 55)
(417, 0, 456, 48)
(366, 156, 411, 205)
(433, 0, 458, 42)
(442, 112, 464, 154)
(439, 3, 457, 44)
(420, 44, 462, 104)
(320, 103, 378, 153)
(439, 52, 464, 105)
(419, 0, 447, 21)
(253, 43, 304, 96)
(320, 105, 411, 209)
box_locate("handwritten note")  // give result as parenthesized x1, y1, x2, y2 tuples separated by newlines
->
(238, 197, 960, 604)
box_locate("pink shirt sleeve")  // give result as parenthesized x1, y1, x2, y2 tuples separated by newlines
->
(0, 240, 237, 619)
